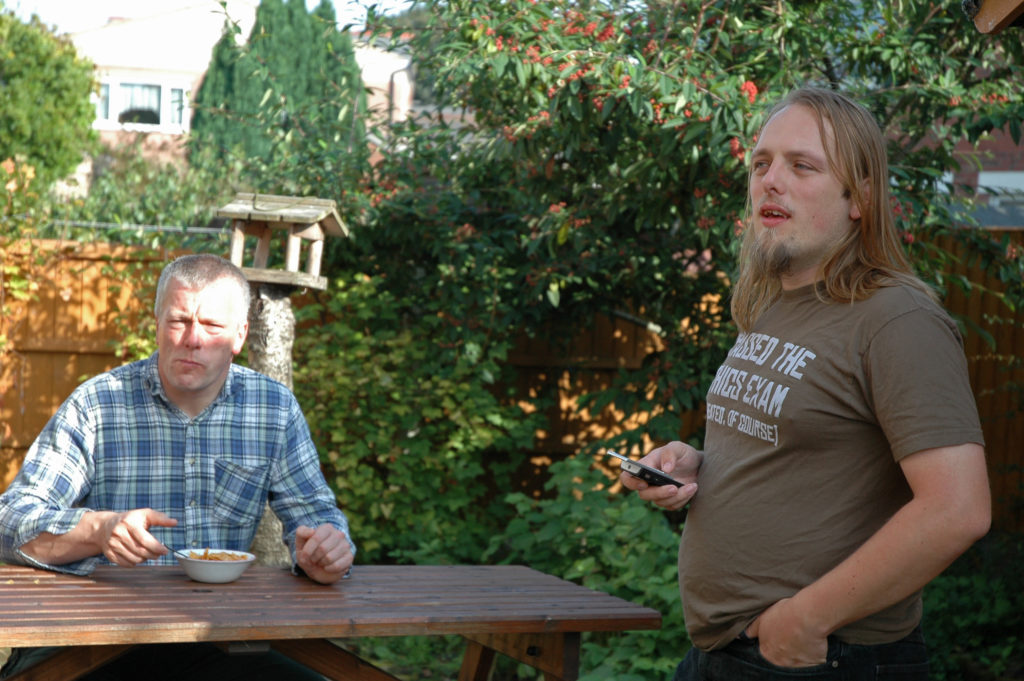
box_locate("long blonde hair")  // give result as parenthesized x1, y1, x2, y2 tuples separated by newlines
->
(730, 87, 936, 332)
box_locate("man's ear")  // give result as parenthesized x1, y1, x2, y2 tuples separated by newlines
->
(849, 178, 868, 222)
(232, 320, 249, 356)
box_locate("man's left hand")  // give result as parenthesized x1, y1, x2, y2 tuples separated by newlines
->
(745, 598, 828, 668)
(295, 524, 353, 585)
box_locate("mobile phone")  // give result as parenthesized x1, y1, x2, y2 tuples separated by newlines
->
(606, 450, 683, 487)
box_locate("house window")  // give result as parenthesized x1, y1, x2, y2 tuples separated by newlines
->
(117, 83, 161, 125)
(96, 83, 110, 121)
(93, 81, 190, 132)
(170, 88, 185, 126)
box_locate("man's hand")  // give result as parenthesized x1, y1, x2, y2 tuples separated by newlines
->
(98, 509, 177, 566)
(619, 441, 702, 511)
(295, 524, 353, 585)
(21, 508, 177, 567)
(745, 598, 829, 668)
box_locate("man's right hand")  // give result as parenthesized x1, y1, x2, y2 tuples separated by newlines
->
(97, 509, 178, 566)
(21, 508, 177, 567)
(619, 441, 702, 511)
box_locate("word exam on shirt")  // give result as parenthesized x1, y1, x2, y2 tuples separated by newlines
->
(706, 333, 817, 419)
(707, 366, 789, 418)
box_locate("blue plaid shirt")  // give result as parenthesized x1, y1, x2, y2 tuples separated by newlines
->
(0, 354, 353, 575)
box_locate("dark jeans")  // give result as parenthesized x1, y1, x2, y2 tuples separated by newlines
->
(672, 627, 929, 681)
(2, 643, 325, 681)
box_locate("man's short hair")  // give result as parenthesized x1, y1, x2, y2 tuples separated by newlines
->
(154, 254, 251, 322)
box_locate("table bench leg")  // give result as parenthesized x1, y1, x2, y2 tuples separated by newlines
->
(269, 639, 400, 681)
(458, 639, 496, 681)
(3, 645, 133, 681)
(461, 632, 580, 681)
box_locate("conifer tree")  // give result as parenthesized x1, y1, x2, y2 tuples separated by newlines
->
(189, 28, 239, 158)
(189, 0, 366, 180)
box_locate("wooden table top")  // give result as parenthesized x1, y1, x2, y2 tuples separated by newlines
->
(0, 564, 662, 647)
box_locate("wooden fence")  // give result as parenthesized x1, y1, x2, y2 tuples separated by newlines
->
(2, 236, 1022, 531)
(0, 241, 161, 487)
(938, 231, 1024, 532)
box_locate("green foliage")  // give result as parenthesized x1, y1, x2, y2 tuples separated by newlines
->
(302, 1, 1024, 677)
(46, 143, 238, 245)
(486, 456, 688, 678)
(0, 157, 44, 235)
(189, 0, 370, 195)
(924, 531, 1024, 680)
(292, 274, 545, 565)
(0, 6, 97, 204)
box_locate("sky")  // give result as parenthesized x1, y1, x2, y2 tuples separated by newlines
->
(7, 0, 410, 34)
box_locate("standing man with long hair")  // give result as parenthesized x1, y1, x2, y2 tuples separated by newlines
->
(621, 87, 990, 680)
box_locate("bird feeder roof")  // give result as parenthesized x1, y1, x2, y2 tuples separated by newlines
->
(217, 193, 348, 238)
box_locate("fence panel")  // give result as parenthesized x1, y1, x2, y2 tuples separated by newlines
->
(1, 240, 164, 488)
(938, 231, 1024, 531)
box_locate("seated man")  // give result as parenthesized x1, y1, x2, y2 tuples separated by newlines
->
(0, 254, 354, 681)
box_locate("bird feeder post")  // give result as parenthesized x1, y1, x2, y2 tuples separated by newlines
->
(214, 193, 349, 566)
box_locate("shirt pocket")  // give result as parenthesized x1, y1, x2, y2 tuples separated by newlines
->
(212, 458, 270, 526)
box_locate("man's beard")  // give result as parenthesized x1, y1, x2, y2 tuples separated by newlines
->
(749, 230, 792, 279)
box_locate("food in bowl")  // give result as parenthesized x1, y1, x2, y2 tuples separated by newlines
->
(175, 548, 256, 583)
(189, 549, 248, 561)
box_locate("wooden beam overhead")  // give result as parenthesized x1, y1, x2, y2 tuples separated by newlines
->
(972, 0, 1024, 33)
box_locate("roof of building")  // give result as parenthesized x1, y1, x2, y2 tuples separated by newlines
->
(69, 1, 258, 76)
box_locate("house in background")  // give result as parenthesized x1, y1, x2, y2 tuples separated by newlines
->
(955, 131, 1024, 229)
(62, 1, 412, 177)
(960, 0, 1024, 229)
(67, 1, 257, 168)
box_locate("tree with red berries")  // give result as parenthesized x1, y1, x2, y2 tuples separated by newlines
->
(297, 3, 1023, 676)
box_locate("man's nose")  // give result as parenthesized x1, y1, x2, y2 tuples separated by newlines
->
(761, 162, 782, 193)
(184, 321, 203, 346)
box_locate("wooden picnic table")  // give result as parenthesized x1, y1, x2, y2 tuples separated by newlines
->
(0, 563, 662, 681)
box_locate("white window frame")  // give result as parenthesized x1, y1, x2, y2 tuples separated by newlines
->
(977, 171, 1024, 207)
(92, 79, 192, 134)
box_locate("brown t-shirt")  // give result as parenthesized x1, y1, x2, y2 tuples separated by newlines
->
(680, 283, 984, 650)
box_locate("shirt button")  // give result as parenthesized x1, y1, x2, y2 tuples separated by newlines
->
(189, 499, 197, 507)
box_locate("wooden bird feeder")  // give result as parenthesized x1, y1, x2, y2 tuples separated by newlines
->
(217, 193, 348, 290)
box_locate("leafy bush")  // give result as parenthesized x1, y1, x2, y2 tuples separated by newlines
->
(485, 456, 689, 679)
(47, 142, 236, 242)
(293, 273, 545, 565)
(924, 531, 1024, 681)
(0, 8, 96, 197)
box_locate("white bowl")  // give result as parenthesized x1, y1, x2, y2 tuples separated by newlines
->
(174, 548, 256, 583)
